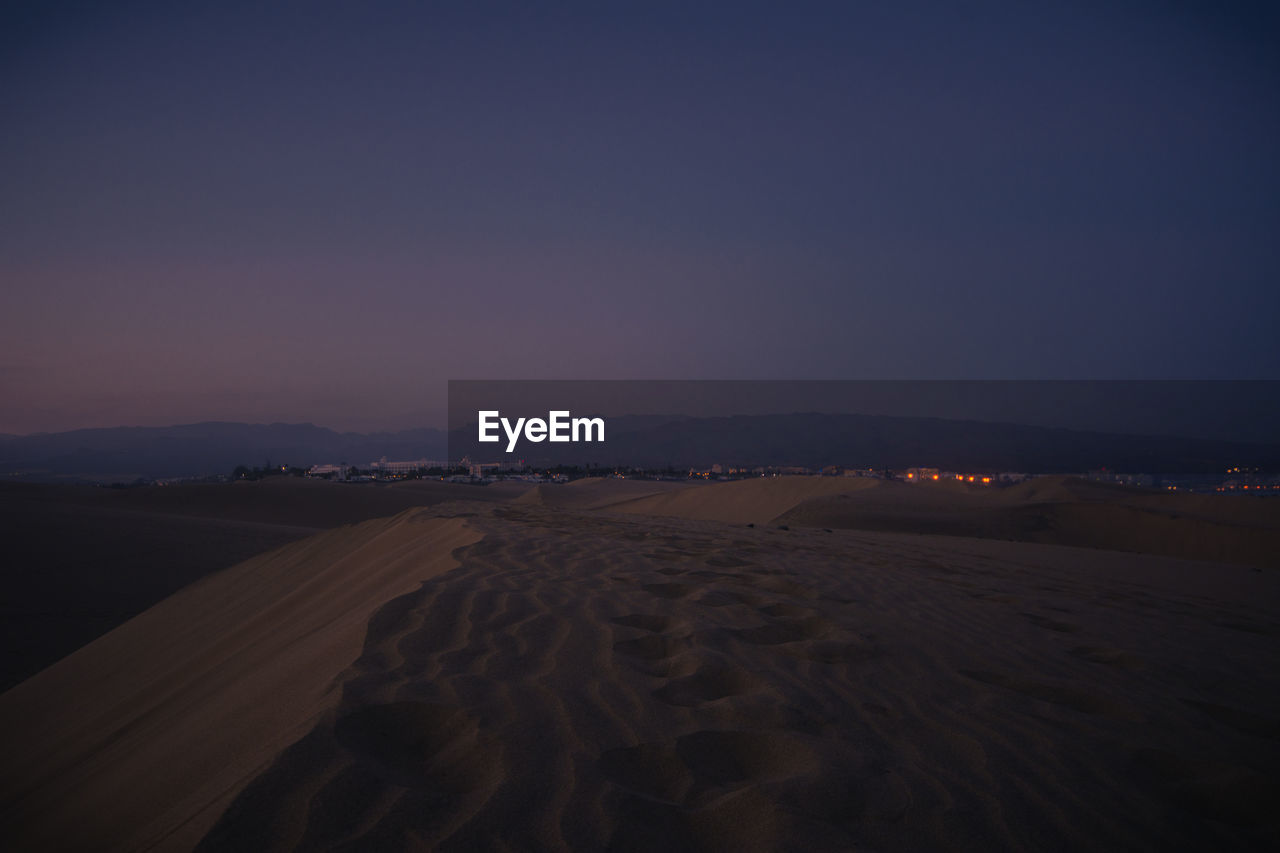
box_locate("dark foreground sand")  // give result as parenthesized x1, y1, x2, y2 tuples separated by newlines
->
(2, 478, 1278, 851)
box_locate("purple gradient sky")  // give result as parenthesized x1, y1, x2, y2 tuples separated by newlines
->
(2, 1, 1278, 434)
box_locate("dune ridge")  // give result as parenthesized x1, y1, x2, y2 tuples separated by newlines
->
(609, 476, 881, 525)
(606, 475, 1280, 569)
(0, 477, 532, 690)
(197, 502, 1278, 851)
(514, 477, 694, 510)
(0, 506, 481, 852)
(4, 478, 1278, 851)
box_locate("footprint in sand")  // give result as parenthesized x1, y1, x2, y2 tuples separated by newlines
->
(757, 602, 812, 619)
(599, 730, 866, 852)
(735, 574, 816, 599)
(960, 670, 1143, 722)
(642, 582, 698, 600)
(611, 614, 699, 676)
(1181, 699, 1280, 740)
(611, 613, 682, 633)
(732, 614, 831, 646)
(333, 701, 499, 794)
(968, 591, 1021, 605)
(1021, 612, 1079, 633)
(653, 664, 761, 707)
(695, 589, 765, 608)
(601, 729, 816, 804)
(687, 569, 743, 580)
(1133, 747, 1280, 827)
(792, 637, 880, 665)
(1069, 645, 1143, 671)
(613, 632, 692, 662)
(704, 555, 753, 568)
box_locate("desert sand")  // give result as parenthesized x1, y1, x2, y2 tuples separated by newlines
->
(2, 477, 1278, 851)
(0, 477, 532, 690)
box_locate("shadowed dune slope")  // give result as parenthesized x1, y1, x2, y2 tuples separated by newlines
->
(0, 507, 481, 852)
(196, 505, 1280, 852)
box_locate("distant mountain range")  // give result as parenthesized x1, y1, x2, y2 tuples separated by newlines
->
(0, 422, 446, 482)
(3, 414, 1277, 483)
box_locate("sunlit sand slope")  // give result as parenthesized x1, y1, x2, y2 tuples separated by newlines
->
(514, 477, 694, 510)
(0, 507, 480, 852)
(0, 477, 531, 689)
(610, 475, 881, 525)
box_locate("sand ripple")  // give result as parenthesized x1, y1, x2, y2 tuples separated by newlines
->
(197, 504, 1280, 852)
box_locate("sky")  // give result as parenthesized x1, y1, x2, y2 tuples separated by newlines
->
(2, 1, 1278, 434)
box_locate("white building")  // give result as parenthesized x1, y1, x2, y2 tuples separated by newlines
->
(371, 457, 447, 475)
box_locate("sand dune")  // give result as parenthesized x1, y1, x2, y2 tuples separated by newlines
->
(515, 477, 694, 510)
(774, 477, 1280, 569)
(1, 477, 525, 529)
(610, 475, 880, 525)
(596, 475, 1280, 569)
(192, 502, 1278, 851)
(0, 507, 480, 852)
(3, 479, 1279, 851)
(0, 478, 527, 690)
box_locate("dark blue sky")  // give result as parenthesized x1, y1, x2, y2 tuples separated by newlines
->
(2, 1, 1277, 433)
